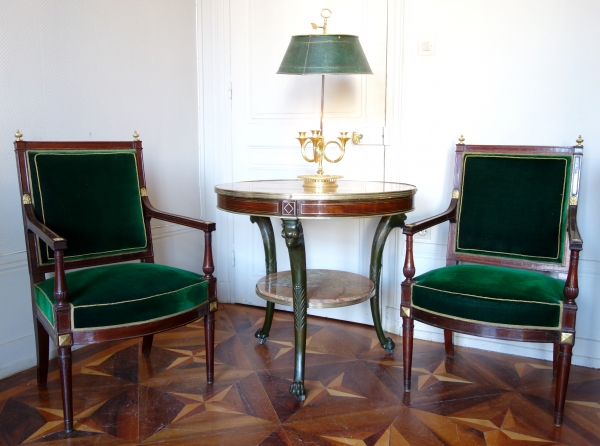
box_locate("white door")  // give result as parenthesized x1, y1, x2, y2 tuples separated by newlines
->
(229, 0, 389, 325)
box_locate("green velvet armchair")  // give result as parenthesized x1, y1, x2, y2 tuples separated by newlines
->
(401, 140, 583, 427)
(14, 138, 217, 433)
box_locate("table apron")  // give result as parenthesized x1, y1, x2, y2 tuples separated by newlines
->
(217, 194, 414, 218)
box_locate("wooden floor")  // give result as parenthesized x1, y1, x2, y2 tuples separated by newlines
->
(1, 304, 599, 445)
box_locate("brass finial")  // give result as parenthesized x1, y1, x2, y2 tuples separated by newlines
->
(14, 130, 22, 141)
(575, 135, 584, 147)
(458, 134, 465, 145)
(133, 130, 140, 141)
(311, 8, 331, 34)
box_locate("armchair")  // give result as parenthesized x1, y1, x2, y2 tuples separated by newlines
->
(14, 137, 217, 433)
(401, 140, 583, 427)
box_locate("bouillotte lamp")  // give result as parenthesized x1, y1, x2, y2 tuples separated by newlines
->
(277, 9, 372, 191)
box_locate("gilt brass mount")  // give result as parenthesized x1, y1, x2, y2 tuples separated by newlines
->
(296, 130, 349, 190)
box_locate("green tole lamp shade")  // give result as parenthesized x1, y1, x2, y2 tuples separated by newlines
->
(277, 35, 372, 75)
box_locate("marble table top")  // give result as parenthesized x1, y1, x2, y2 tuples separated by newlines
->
(256, 269, 375, 309)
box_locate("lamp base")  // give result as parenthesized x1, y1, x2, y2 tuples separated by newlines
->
(298, 174, 343, 192)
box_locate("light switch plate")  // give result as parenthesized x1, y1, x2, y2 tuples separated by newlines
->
(418, 39, 436, 56)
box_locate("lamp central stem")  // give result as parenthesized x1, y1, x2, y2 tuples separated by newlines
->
(320, 74, 325, 134)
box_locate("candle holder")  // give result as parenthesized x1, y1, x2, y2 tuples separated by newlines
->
(296, 130, 350, 191)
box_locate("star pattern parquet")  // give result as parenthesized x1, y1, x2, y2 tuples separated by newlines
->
(0, 304, 599, 445)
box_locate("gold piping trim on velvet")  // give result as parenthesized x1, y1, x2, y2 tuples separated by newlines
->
(30, 151, 148, 264)
(71, 301, 208, 332)
(74, 281, 205, 309)
(456, 154, 569, 261)
(413, 283, 562, 306)
(34, 285, 75, 328)
(411, 301, 563, 331)
(35, 279, 207, 332)
(37, 304, 56, 328)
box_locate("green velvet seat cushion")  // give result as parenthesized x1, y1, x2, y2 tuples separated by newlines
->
(456, 154, 571, 264)
(27, 151, 147, 264)
(34, 263, 208, 330)
(412, 264, 564, 329)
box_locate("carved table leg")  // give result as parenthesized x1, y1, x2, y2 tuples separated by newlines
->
(281, 219, 307, 401)
(369, 213, 407, 354)
(251, 216, 278, 344)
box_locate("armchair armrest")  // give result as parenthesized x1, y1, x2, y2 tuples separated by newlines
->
(142, 198, 215, 232)
(567, 205, 583, 251)
(402, 199, 458, 235)
(142, 197, 216, 282)
(24, 206, 67, 251)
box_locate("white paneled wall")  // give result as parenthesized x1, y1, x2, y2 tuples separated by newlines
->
(383, 0, 600, 368)
(0, 0, 202, 379)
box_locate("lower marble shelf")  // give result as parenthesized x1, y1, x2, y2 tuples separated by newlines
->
(255, 269, 375, 309)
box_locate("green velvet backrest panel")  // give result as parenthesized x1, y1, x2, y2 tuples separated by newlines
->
(456, 154, 571, 264)
(27, 151, 147, 264)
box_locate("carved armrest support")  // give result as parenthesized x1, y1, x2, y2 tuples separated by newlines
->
(24, 206, 67, 251)
(567, 206, 582, 251)
(402, 200, 458, 235)
(564, 206, 583, 304)
(142, 198, 216, 281)
(401, 200, 458, 311)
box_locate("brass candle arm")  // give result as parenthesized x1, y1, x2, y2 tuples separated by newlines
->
(297, 130, 348, 190)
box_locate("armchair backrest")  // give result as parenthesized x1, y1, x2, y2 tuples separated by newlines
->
(15, 141, 153, 274)
(448, 144, 583, 272)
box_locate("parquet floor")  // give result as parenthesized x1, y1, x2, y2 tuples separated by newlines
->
(1, 303, 599, 445)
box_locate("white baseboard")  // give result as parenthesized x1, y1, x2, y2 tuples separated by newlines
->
(0, 334, 56, 380)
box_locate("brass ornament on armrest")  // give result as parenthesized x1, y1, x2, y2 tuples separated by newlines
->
(22, 194, 32, 205)
(58, 334, 72, 347)
(561, 332, 574, 345)
(569, 196, 578, 206)
(452, 190, 460, 199)
(140, 187, 148, 197)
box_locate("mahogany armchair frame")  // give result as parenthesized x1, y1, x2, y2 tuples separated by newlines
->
(14, 140, 217, 433)
(401, 143, 583, 427)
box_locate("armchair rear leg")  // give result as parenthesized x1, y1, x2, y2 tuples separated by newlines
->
(552, 343, 559, 377)
(36, 318, 49, 385)
(142, 335, 153, 358)
(205, 310, 215, 384)
(554, 343, 573, 426)
(444, 330, 454, 358)
(58, 346, 73, 433)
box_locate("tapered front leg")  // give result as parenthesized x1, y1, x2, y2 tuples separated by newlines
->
(58, 345, 73, 432)
(281, 219, 307, 401)
(554, 342, 573, 426)
(251, 216, 277, 344)
(205, 310, 215, 384)
(36, 318, 49, 385)
(369, 214, 407, 353)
